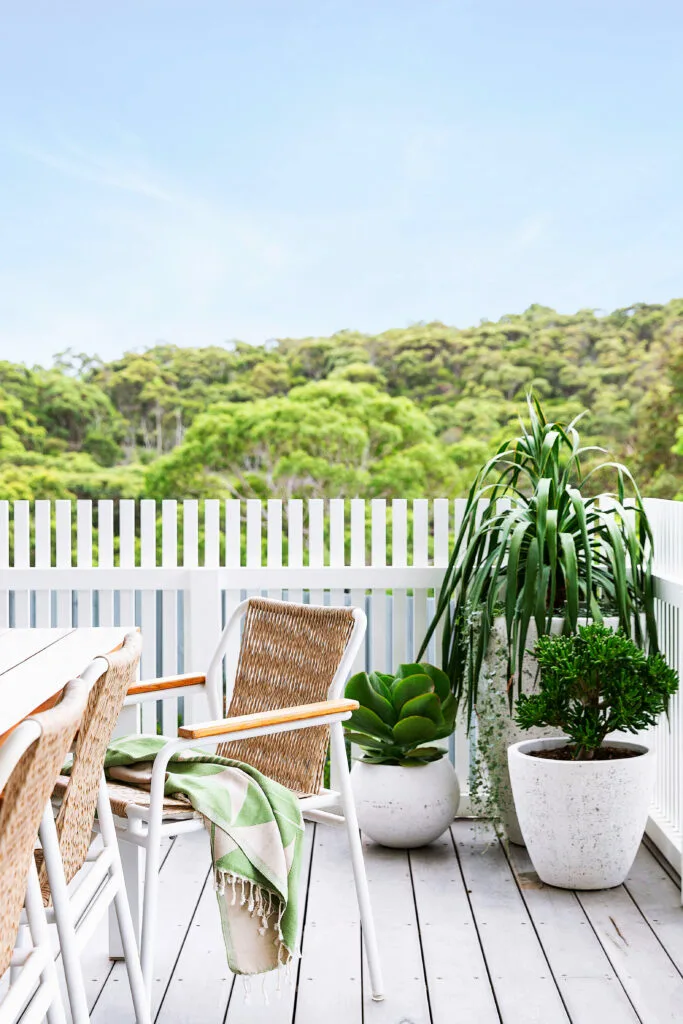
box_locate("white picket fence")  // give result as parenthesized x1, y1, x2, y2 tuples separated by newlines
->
(1, 496, 683, 874)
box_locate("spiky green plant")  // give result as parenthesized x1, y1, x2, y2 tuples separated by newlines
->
(344, 663, 457, 766)
(418, 395, 658, 727)
(515, 624, 678, 760)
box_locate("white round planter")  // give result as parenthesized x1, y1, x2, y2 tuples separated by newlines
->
(508, 737, 655, 889)
(478, 616, 620, 845)
(350, 757, 460, 849)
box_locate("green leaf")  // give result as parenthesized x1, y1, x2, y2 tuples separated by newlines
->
(347, 706, 394, 741)
(345, 671, 397, 726)
(419, 663, 451, 702)
(368, 671, 393, 701)
(559, 532, 579, 629)
(398, 692, 443, 725)
(394, 663, 425, 682)
(392, 674, 434, 713)
(392, 716, 437, 746)
(402, 746, 444, 760)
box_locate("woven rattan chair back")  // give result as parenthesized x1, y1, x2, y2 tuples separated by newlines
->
(0, 678, 89, 978)
(38, 632, 142, 901)
(218, 598, 356, 796)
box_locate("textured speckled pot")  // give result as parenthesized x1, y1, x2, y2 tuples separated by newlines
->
(508, 737, 655, 889)
(479, 616, 621, 845)
(351, 757, 460, 849)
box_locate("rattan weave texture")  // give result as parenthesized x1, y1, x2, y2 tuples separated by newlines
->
(38, 632, 142, 903)
(0, 679, 88, 977)
(217, 599, 355, 796)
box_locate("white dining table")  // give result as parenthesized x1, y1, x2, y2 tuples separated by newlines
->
(0, 627, 134, 738)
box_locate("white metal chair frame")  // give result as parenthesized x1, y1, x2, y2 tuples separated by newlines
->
(32, 655, 151, 1024)
(114, 598, 385, 1002)
(0, 722, 66, 1024)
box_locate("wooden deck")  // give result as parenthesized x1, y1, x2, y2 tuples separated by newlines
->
(79, 822, 683, 1024)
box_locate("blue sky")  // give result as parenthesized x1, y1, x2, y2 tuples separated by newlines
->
(1, 0, 681, 366)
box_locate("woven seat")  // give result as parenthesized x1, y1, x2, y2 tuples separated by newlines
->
(105, 779, 197, 820)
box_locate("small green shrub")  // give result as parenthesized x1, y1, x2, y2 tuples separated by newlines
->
(344, 663, 457, 766)
(515, 624, 678, 760)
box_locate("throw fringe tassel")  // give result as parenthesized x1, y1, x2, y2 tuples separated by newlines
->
(215, 868, 298, 976)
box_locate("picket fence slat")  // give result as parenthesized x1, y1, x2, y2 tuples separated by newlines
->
(98, 500, 115, 627)
(392, 499, 408, 669)
(182, 500, 199, 568)
(161, 501, 179, 737)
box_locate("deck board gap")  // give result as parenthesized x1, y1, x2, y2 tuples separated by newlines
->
(500, 838, 578, 1024)
(448, 827, 504, 1024)
(622, 880, 683, 980)
(407, 850, 435, 1024)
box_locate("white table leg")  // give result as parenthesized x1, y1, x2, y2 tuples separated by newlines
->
(109, 701, 142, 959)
(110, 835, 145, 959)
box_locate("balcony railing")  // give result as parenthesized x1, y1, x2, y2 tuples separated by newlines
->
(1, 496, 682, 883)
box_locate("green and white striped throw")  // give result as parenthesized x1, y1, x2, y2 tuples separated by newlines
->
(103, 735, 305, 976)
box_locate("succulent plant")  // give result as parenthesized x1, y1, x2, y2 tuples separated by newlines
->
(344, 663, 457, 766)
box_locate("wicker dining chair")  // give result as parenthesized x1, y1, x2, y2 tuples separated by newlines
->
(111, 596, 385, 1003)
(35, 632, 151, 1024)
(0, 677, 89, 1024)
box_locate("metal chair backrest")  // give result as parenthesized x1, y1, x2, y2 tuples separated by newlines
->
(215, 598, 363, 796)
(0, 678, 89, 978)
(37, 632, 142, 900)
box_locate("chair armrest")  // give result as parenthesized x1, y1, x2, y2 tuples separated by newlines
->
(127, 672, 206, 697)
(177, 698, 359, 740)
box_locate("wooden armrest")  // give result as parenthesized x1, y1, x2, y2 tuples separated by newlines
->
(177, 698, 359, 740)
(127, 672, 206, 697)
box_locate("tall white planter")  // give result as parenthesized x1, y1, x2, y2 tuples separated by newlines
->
(350, 757, 460, 849)
(477, 616, 620, 845)
(508, 737, 655, 889)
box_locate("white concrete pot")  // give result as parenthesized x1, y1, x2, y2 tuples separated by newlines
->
(478, 615, 620, 845)
(508, 737, 656, 889)
(350, 757, 460, 849)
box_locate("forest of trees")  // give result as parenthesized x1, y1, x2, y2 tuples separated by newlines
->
(1, 300, 683, 504)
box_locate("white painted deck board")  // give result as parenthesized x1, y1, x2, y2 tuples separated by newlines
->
(506, 842, 640, 1023)
(410, 831, 500, 1023)
(361, 837, 431, 1024)
(156, 868, 233, 1024)
(294, 825, 362, 1024)
(624, 844, 683, 974)
(453, 820, 570, 1024)
(91, 831, 208, 1023)
(578, 876, 683, 1022)
(80, 825, 683, 1024)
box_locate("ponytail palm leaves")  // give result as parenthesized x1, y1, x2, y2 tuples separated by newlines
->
(418, 396, 658, 726)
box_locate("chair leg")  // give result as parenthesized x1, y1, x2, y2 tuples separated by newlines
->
(330, 723, 385, 1001)
(24, 860, 67, 1024)
(109, 835, 144, 959)
(39, 805, 90, 1024)
(97, 781, 152, 1024)
(9, 922, 29, 984)
(139, 788, 165, 996)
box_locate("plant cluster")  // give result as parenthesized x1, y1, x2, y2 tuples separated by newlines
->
(344, 663, 457, 766)
(515, 624, 678, 760)
(419, 396, 658, 725)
